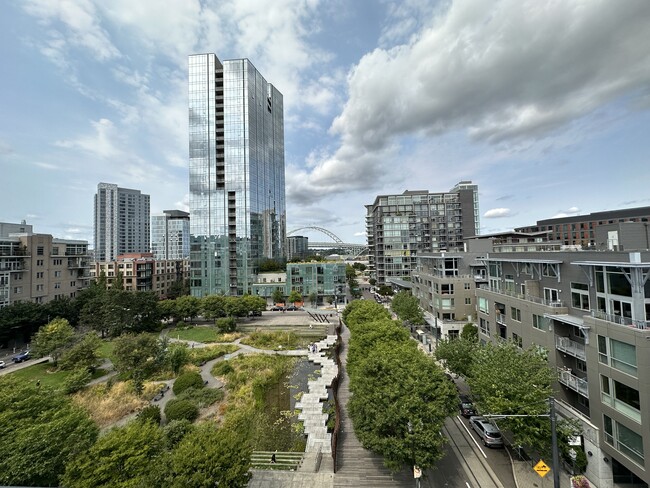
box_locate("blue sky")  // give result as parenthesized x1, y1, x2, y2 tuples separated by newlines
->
(2, 0, 649, 246)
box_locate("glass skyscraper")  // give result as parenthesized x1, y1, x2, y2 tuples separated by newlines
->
(151, 210, 190, 260)
(188, 54, 286, 296)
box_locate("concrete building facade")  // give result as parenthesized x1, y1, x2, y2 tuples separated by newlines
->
(94, 183, 151, 262)
(188, 53, 286, 297)
(366, 181, 479, 286)
(0, 223, 91, 308)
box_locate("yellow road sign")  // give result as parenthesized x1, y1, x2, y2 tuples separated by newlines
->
(534, 460, 551, 478)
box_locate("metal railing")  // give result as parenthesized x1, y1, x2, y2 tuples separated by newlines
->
(555, 336, 586, 360)
(557, 368, 589, 398)
(479, 285, 566, 308)
(590, 310, 650, 330)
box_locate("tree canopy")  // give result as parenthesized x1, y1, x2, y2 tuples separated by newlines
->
(391, 291, 425, 325)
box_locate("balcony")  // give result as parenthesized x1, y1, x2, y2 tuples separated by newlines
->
(557, 367, 589, 398)
(479, 285, 566, 308)
(555, 336, 586, 361)
(495, 312, 506, 325)
(590, 310, 650, 330)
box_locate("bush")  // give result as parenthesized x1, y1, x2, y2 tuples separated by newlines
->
(164, 419, 195, 448)
(212, 361, 234, 376)
(137, 405, 161, 426)
(173, 371, 204, 396)
(189, 345, 238, 366)
(178, 387, 224, 408)
(63, 368, 92, 394)
(165, 399, 199, 423)
(216, 317, 237, 333)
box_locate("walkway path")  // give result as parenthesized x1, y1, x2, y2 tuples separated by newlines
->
(334, 323, 413, 487)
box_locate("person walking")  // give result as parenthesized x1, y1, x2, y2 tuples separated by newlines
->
(271, 451, 277, 464)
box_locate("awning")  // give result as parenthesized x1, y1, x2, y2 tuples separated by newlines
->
(544, 313, 586, 329)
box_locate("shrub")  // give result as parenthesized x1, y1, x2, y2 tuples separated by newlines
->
(168, 343, 190, 375)
(137, 405, 161, 426)
(189, 345, 238, 366)
(164, 419, 195, 448)
(212, 361, 234, 377)
(216, 317, 237, 333)
(63, 368, 92, 394)
(165, 399, 199, 423)
(178, 387, 224, 408)
(173, 371, 204, 396)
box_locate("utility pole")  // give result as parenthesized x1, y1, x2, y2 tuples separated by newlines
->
(550, 397, 560, 488)
(484, 396, 561, 488)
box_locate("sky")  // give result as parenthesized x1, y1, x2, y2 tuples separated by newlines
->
(2, 0, 650, 246)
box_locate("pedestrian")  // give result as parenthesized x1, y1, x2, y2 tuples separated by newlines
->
(271, 451, 276, 464)
(36, 380, 41, 387)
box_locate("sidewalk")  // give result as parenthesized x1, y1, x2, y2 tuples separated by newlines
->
(512, 458, 576, 488)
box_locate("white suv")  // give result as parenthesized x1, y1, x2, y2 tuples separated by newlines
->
(470, 416, 504, 448)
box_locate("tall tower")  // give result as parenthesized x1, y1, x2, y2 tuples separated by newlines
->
(188, 54, 286, 296)
(151, 210, 190, 260)
(94, 183, 150, 262)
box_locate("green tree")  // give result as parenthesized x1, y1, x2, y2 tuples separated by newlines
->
(308, 292, 318, 306)
(0, 376, 98, 487)
(167, 343, 190, 375)
(460, 323, 478, 342)
(163, 423, 252, 488)
(175, 295, 201, 323)
(468, 341, 555, 452)
(112, 333, 163, 387)
(287, 290, 303, 304)
(435, 336, 478, 378)
(342, 300, 391, 330)
(59, 333, 102, 371)
(201, 294, 226, 319)
(377, 285, 394, 297)
(112, 269, 125, 290)
(62, 420, 166, 488)
(241, 294, 266, 314)
(348, 340, 456, 471)
(167, 278, 189, 299)
(272, 288, 285, 304)
(158, 299, 177, 322)
(391, 291, 425, 325)
(223, 296, 246, 317)
(31, 318, 76, 365)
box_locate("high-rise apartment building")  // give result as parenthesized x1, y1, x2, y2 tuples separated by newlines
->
(151, 210, 190, 260)
(515, 206, 650, 248)
(188, 53, 286, 296)
(366, 181, 479, 285)
(287, 236, 309, 261)
(94, 183, 150, 262)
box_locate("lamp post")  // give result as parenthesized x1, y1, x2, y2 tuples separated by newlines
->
(484, 397, 560, 488)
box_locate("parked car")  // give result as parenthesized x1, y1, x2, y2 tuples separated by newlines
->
(0, 360, 5, 369)
(270, 306, 284, 311)
(12, 351, 31, 363)
(469, 416, 503, 447)
(459, 395, 477, 418)
(249, 310, 262, 317)
(286, 305, 299, 311)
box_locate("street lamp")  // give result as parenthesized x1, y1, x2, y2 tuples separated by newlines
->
(483, 397, 560, 488)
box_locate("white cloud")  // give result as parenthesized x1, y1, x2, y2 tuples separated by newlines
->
(552, 207, 581, 218)
(55, 118, 121, 160)
(23, 0, 120, 61)
(294, 0, 650, 205)
(484, 208, 513, 219)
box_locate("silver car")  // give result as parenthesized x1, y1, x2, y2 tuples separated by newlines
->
(470, 416, 504, 448)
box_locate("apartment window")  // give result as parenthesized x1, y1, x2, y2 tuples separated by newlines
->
(602, 375, 641, 423)
(54, 271, 61, 278)
(478, 296, 489, 314)
(54, 283, 61, 289)
(465, 297, 472, 305)
(571, 282, 590, 311)
(510, 307, 521, 322)
(37, 246, 44, 256)
(542, 263, 557, 277)
(505, 275, 515, 293)
(52, 246, 59, 255)
(36, 272, 44, 279)
(576, 359, 587, 373)
(532, 314, 548, 331)
(13, 286, 22, 294)
(544, 288, 559, 303)
(604, 415, 644, 466)
(479, 318, 490, 336)
(70, 281, 76, 287)
(36, 284, 44, 291)
(598, 336, 637, 376)
(37, 259, 44, 266)
(512, 332, 522, 348)
(441, 283, 454, 295)
(464, 282, 471, 290)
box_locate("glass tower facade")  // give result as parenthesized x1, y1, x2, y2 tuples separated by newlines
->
(151, 210, 190, 260)
(188, 54, 285, 296)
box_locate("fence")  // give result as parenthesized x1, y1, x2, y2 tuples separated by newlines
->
(331, 319, 343, 473)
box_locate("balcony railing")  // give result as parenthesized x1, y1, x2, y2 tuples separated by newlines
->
(557, 368, 589, 398)
(479, 285, 565, 308)
(496, 313, 506, 325)
(556, 336, 586, 360)
(590, 310, 650, 330)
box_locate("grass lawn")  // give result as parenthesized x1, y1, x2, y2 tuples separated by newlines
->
(11, 362, 108, 390)
(240, 331, 313, 351)
(169, 326, 241, 343)
(97, 340, 116, 361)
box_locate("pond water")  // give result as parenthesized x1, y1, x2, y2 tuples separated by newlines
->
(260, 357, 320, 452)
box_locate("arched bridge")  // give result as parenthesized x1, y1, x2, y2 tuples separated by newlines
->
(287, 226, 368, 257)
